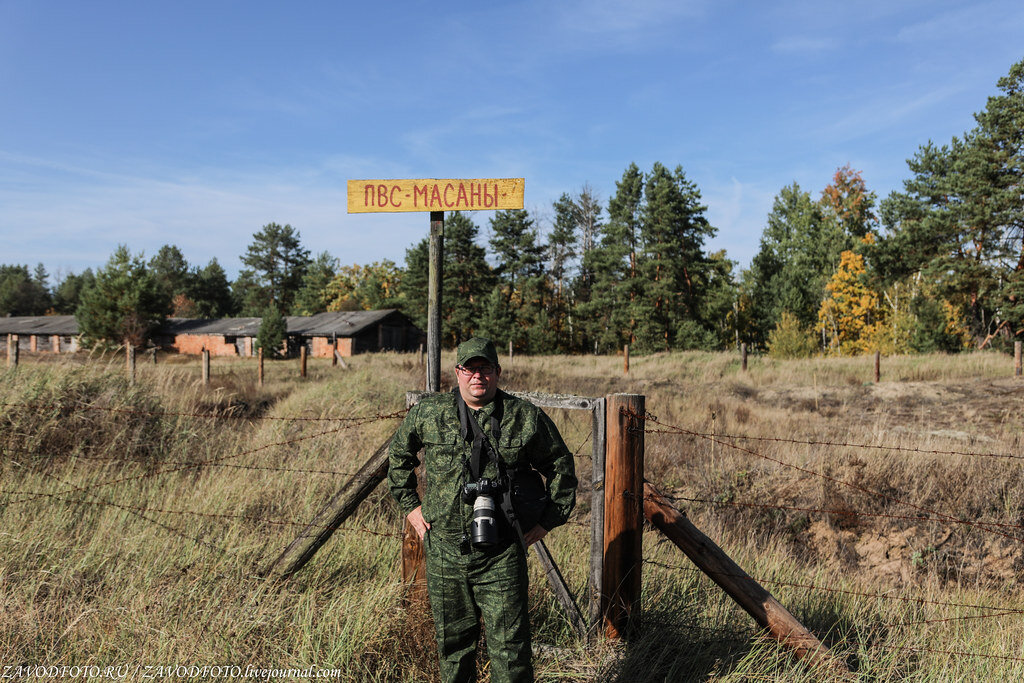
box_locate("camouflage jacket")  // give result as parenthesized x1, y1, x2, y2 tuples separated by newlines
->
(388, 390, 577, 537)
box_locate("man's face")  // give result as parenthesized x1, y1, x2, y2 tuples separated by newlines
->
(455, 357, 501, 407)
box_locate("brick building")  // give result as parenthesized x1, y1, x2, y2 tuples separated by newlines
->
(2, 309, 423, 359)
(0, 315, 79, 354)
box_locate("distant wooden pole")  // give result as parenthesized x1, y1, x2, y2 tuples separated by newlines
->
(257, 347, 264, 387)
(126, 344, 136, 385)
(509, 339, 514, 365)
(426, 211, 443, 392)
(874, 351, 881, 383)
(150, 347, 157, 364)
(332, 333, 338, 367)
(603, 393, 645, 639)
(642, 481, 847, 673)
(202, 348, 210, 385)
(1015, 341, 1021, 377)
(741, 343, 748, 372)
(7, 334, 18, 369)
(623, 345, 630, 375)
(418, 342, 424, 367)
(300, 345, 307, 378)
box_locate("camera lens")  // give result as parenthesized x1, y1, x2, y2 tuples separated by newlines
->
(470, 495, 499, 547)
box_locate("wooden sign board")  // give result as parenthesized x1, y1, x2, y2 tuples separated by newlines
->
(347, 178, 525, 213)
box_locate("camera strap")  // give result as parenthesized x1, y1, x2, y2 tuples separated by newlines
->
(454, 389, 503, 481)
(454, 390, 528, 549)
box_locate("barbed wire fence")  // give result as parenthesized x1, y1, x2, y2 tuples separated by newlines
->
(2, 394, 1024, 671)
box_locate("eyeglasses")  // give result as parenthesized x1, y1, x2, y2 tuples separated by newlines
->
(456, 364, 496, 377)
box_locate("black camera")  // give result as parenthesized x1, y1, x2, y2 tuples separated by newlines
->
(461, 477, 505, 547)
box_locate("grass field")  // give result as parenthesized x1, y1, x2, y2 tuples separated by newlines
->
(2, 349, 1023, 681)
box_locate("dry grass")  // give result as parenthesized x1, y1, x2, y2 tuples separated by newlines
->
(2, 348, 1023, 680)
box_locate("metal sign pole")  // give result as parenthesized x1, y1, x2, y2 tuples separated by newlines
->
(426, 211, 444, 392)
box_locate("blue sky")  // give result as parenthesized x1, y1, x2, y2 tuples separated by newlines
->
(2, 1, 1022, 283)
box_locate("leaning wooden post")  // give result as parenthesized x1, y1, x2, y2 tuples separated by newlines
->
(263, 436, 394, 578)
(300, 345, 307, 378)
(874, 351, 881, 383)
(202, 348, 210, 385)
(7, 335, 17, 369)
(643, 481, 848, 673)
(602, 393, 644, 639)
(1015, 341, 1021, 378)
(257, 347, 264, 387)
(741, 343, 748, 372)
(623, 345, 630, 375)
(126, 344, 136, 385)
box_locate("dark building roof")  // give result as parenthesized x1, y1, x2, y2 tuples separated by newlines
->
(0, 315, 78, 335)
(1, 310, 421, 340)
(285, 309, 411, 337)
(160, 317, 263, 337)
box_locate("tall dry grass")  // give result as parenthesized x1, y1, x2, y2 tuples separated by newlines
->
(1, 348, 1023, 680)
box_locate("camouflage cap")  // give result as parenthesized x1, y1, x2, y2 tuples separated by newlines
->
(456, 337, 499, 367)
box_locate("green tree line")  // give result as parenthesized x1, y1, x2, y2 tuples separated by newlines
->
(4, 58, 1022, 355)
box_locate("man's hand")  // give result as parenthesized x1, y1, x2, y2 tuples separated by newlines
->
(523, 524, 548, 546)
(406, 505, 430, 540)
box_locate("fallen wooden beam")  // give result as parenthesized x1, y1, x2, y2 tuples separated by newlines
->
(261, 435, 392, 578)
(642, 481, 849, 673)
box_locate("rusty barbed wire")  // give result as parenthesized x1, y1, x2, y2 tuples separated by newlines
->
(644, 491, 1024, 536)
(28, 493, 403, 540)
(1, 409, 407, 506)
(644, 424, 1024, 462)
(643, 558, 1024, 616)
(0, 399, 391, 423)
(628, 409, 1024, 543)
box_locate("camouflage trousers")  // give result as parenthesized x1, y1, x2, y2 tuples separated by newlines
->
(424, 530, 533, 683)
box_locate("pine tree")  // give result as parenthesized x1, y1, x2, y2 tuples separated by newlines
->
(399, 211, 493, 347)
(293, 251, 339, 315)
(486, 209, 546, 352)
(748, 183, 848, 345)
(239, 223, 311, 314)
(189, 259, 235, 318)
(583, 163, 644, 351)
(76, 246, 170, 348)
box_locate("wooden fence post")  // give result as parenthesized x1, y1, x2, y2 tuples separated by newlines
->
(874, 351, 881, 383)
(588, 397, 607, 638)
(300, 345, 307, 378)
(402, 392, 428, 603)
(332, 334, 338, 367)
(202, 348, 211, 385)
(257, 347, 264, 387)
(426, 211, 443, 393)
(741, 343, 748, 372)
(7, 334, 18, 369)
(1015, 341, 1021, 378)
(150, 347, 157, 364)
(127, 344, 136, 385)
(602, 393, 644, 639)
(623, 345, 629, 375)
(509, 339, 514, 365)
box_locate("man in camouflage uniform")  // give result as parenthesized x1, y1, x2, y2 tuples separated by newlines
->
(388, 337, 577, 683)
